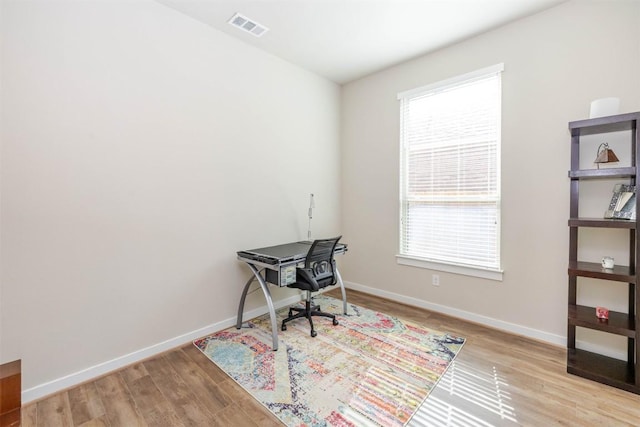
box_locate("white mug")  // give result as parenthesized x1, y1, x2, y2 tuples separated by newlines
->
(602, 256, 615, 269)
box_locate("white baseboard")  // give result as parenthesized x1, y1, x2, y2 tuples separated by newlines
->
(22, 294, 302, 404)
(344, 280, 565, 344)
(24, 283, 628, 403)
(344, 281, 628, 360)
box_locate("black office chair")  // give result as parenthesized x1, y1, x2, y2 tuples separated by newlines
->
(281, 236, 342, 337)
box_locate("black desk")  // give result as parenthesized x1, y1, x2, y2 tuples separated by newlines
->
(236, 240, 348, 350)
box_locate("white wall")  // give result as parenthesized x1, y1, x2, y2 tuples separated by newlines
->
(0, 0, 341, 398)
(341, 0, 640, 349)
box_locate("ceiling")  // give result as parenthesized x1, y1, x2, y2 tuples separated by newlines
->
(156, 0, 565, 84)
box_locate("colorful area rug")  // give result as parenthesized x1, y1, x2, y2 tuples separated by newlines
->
(194, 295, 465, 426)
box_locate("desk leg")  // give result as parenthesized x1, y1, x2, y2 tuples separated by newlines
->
(236, 273, 257, 329)
(236, 264, 279, 351)
(335, 268, 348, 315)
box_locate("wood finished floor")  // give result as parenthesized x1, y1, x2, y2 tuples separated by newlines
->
(22, 289, 640, 426)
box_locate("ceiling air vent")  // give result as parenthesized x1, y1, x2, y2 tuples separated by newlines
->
(228, 13, 269, 38)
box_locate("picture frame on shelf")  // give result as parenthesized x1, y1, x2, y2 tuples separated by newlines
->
(604, 184, 636, 220)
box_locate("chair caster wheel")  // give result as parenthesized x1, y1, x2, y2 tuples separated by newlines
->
(311, 330, 317, 337)
(333, 319, 339, 326)
(281, 325, 287, 331)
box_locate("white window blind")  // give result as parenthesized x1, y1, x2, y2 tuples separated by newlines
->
(398, 64, 502, 272)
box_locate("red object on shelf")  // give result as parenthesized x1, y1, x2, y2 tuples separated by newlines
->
(596, 306, 610, 320)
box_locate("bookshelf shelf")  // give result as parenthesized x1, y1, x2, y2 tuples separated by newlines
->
(568, 167, 636, 179)
(568, 217, 636, 229)
(567, 349, 638, 394)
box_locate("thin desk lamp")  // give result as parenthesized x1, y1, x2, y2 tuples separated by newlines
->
(307, 193, 315, 240)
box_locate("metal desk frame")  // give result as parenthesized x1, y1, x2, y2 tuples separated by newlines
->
(236, 242, 348, 351)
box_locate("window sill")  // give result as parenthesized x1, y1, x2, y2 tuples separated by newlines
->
(396, 255, 503, 281)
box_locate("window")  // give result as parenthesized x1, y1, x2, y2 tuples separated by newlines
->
(397, 64, 503, 279)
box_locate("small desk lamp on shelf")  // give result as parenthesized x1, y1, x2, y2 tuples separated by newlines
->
(594, 143, 619, 169)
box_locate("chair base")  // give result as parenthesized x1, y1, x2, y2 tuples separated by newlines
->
(281, 298, 339, 337)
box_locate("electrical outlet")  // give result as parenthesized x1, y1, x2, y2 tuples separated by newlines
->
(432, 274, 440, 286)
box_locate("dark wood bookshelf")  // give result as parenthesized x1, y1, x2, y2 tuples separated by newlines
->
(567, 111, 640, 395)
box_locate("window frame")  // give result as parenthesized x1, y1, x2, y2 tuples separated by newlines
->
(396, 64, 504, 281)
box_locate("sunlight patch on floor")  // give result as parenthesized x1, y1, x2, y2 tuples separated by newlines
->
(410, 360, 518, 426)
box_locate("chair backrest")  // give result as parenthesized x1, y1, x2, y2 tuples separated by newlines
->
(305, 236, 341, 288)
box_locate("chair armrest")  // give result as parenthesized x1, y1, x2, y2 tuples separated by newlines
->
(297, 268, 320, 291)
